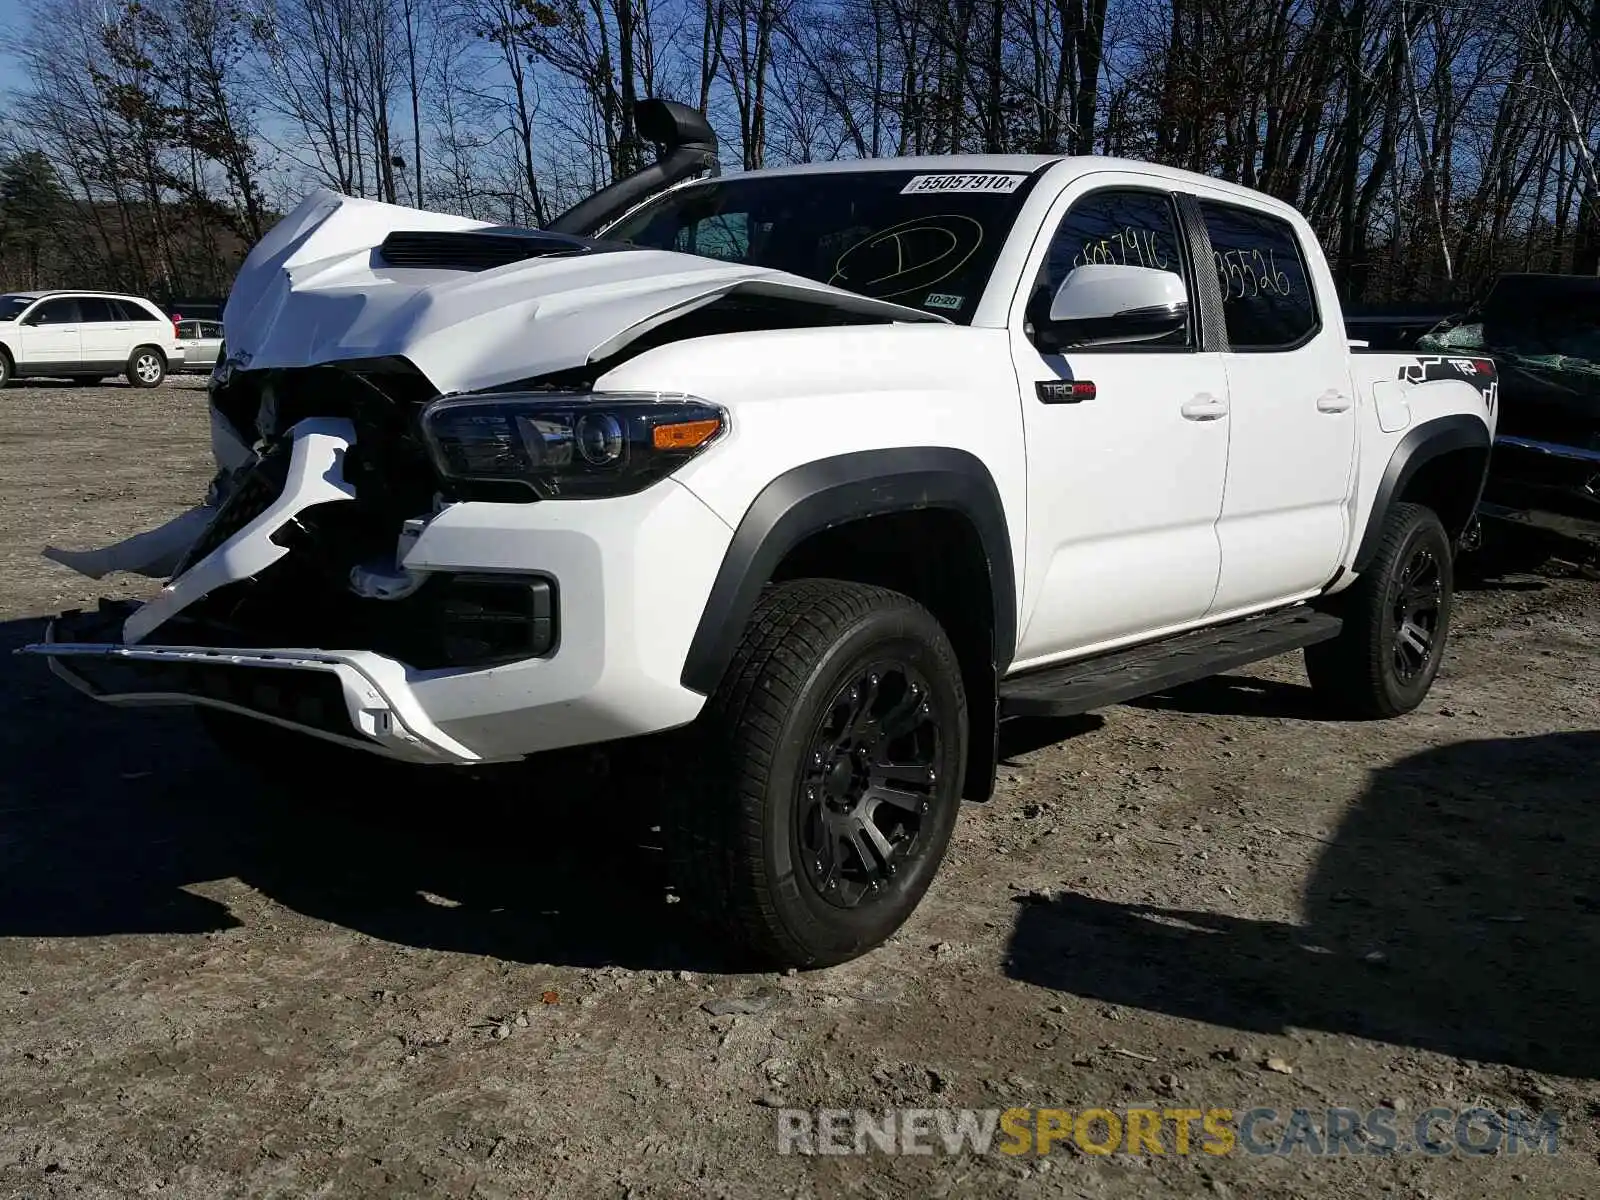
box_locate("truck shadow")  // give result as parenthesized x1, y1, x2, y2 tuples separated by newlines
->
(1005, 728, 1600, 1079)
(0, 616, 731, 971)
(1127, 674, 1331, 720)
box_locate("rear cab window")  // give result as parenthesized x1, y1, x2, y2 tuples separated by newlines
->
(1197, 200, 1319, 350)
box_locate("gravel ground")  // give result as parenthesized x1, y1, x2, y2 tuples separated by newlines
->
(1, 379, 1597, 1199)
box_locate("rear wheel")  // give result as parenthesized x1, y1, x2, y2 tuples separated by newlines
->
(1306, 502, 1453, 718)
(126, 347, 166, 388)
(665, 579, 968, 968)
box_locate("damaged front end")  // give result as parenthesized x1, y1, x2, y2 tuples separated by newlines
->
(27, 358, 544, 765)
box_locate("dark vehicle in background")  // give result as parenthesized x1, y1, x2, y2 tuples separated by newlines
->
(1344, 302, 1456, 352)
(1414, 273, 1600, 574)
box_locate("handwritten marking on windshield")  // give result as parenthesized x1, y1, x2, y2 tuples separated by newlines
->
(829, 215, 984, 298)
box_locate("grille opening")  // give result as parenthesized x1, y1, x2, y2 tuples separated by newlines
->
(172, 447, 292, 578)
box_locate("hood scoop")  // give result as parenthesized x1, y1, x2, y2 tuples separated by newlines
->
(378, 228, 602, 272)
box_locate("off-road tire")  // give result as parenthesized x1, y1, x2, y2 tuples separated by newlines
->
(1306, 502, 1454, 718)
(126, 346, 166, 388)
(666, 579, 968, 968)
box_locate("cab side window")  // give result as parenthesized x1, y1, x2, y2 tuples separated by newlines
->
(1197, 201, 1318, 350)
(1030, 188, 1193, 350)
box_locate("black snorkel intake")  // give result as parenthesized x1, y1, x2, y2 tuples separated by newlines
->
(544, 99, 721, 238)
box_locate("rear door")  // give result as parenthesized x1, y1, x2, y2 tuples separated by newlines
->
(121, 299, 170, 352)
(1191, 194, 1357, 614)
(1008, 176, 1231, 665)
(78, 298, 127, 367)
(17, 298, 82, 366)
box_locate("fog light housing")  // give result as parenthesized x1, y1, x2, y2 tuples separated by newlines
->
(436, 574, 557, 666)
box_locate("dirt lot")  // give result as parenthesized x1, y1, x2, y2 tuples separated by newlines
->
(1, 379, 1597, 1199)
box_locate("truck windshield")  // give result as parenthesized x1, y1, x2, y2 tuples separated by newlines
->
(0, 295, 33, 322)
(601, 168, 1045, 323)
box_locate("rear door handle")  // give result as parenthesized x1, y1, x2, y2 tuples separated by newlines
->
(1181, 394, 1228, 421)
(1316, 390, 1352, 413)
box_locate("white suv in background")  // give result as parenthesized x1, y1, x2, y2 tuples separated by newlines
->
(0, 290, 183, 388)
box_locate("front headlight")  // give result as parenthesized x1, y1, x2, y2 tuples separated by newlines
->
(418, 391, 727, 499)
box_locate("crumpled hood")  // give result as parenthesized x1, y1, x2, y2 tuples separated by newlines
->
(223, 188, 946, 395)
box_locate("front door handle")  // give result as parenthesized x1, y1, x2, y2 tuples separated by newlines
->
(1316, 390, 1352, 413)
(1181, 394, 1228, 421)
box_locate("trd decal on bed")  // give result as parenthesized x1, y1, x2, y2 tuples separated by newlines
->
(1398, 355, 1498, 415)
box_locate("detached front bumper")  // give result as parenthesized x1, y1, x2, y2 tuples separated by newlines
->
(33, 602, 490, 764)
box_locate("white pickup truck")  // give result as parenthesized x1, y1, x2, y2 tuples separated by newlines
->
(26, 102, 1497, 968)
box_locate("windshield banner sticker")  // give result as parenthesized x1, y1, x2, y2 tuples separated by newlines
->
(901, 173, 1027, 195)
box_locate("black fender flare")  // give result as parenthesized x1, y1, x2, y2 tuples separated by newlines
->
(679, 447, 1017, 696)
(1353, 413, 1493, 573)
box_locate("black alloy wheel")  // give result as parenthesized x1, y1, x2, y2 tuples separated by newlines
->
(1390, 539, 1444, 684)
(1306, 501, 1455, 718)
(666, 579, 968, 968)
(797, 660, 942, 909)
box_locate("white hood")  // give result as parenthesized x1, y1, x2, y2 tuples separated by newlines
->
(223, 188, 947, 395)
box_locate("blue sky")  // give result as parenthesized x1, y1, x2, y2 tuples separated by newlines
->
(0, 49, 24, 98)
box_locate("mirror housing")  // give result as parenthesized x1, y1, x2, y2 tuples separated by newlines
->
(1040, 264, 1190, 349)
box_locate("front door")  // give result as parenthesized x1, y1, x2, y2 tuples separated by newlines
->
(1190, 194, 1358, 613)
(1008, 178, 1231, 668)
(18, 297, 83, 366)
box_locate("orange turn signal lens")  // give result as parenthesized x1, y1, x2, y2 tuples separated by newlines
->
(652, 418, 721, 451)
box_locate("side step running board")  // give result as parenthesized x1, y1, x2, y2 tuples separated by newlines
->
(999, 606, 1343, 718)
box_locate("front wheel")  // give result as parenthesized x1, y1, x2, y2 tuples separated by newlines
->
(666, 579, 968, 968)
(0, 349, 11, 388)
(126, 347, 166, 388)
(1306, 502, 1454, 718)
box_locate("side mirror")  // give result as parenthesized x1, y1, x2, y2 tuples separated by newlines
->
(1042, 264, 1189, 349)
